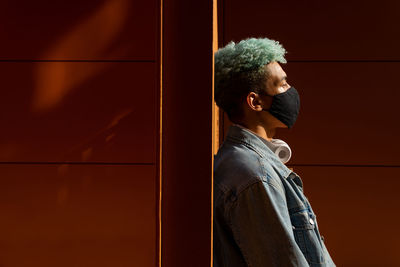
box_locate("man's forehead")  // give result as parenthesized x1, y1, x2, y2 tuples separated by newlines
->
(266, 62, 287, 80)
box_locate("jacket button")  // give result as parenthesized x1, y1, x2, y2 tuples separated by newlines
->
(292, 226, 296, 230)
(309, 218, 315, 225)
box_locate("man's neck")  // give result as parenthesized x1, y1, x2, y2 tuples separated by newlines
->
(235, 123, 276, 142)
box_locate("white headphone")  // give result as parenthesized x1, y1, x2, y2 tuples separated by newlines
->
(268, 139, 292, 164)
(233, 124, 292, 163)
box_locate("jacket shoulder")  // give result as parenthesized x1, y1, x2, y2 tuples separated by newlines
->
(214, 140, 266, 196)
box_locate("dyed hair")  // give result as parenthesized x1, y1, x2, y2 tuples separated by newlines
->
(214, 37, 287, 122)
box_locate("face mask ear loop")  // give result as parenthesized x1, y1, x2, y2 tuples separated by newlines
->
(257, 90, 273, 113)
(257, 90, 273, 98)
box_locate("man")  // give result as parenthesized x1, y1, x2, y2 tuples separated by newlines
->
(213, 38, 335, 267)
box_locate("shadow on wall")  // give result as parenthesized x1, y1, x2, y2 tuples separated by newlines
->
(0, 0, 157, 163)
(33, 0, 131, 113)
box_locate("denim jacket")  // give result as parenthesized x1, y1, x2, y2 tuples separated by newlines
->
(213, 125, 335, 267)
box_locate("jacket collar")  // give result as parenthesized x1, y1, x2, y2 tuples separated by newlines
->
(225, 124, 292, 179)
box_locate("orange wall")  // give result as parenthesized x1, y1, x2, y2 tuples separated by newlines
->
(0, 0, 158, 266)
(218, 0, 400, 266)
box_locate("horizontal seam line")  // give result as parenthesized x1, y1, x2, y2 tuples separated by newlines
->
(287, 164, 400, 168)
(0, 162, 155, 165)
(288, 60, 400, 63)
(0, 59, 156, 63)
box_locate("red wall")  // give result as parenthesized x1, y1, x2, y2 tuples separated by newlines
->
(219, 0, 400, 266)
(0, 0, 158, 266)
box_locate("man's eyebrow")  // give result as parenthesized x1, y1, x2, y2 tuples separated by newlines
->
(274, 75, 287, 86)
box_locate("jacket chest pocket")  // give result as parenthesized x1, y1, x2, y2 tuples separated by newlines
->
(290, 210, 325, 265)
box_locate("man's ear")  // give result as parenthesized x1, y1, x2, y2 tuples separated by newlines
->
(246, 92, 263, 111)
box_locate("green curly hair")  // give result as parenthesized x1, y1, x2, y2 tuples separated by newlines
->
(214, 37, 287, 122)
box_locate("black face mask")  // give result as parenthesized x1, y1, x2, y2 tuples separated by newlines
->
(261, 87, 300, 129)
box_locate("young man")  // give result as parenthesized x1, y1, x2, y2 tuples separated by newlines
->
(213, 38, 335, 267)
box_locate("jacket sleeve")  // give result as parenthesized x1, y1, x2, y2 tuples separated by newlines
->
(228, 179, 309, 267)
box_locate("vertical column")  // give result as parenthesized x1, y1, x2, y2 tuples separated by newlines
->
(161, 0, 214, 266)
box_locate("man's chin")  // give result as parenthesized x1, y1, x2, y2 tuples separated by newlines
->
(277, 122, 288, 129)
